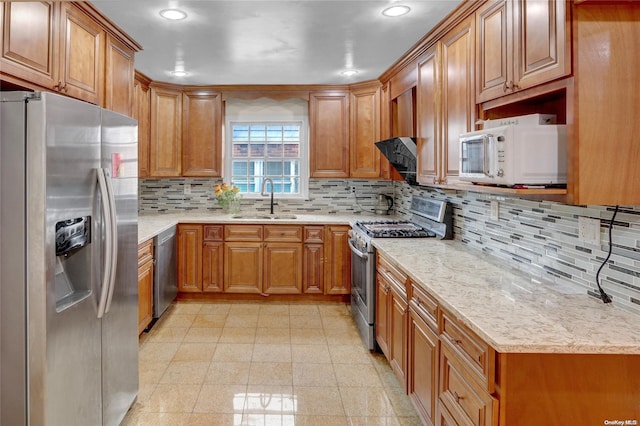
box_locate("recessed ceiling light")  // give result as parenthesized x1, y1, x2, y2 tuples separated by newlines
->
(382, 5, 411, 17)
(159, 9, 187, 21)
(341, 69, 358, 77)
(171, 70, 189, 77)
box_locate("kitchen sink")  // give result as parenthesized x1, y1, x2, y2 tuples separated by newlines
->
(231, 214, 297, 220)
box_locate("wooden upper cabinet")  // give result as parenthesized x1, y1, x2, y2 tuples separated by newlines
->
(569, 3, 640, 206)
(58, 3, 104, 105)
(0, 1, 57, 89)
(309, 91, 350, 178)
(182, 90, 223, 177)
(440, 14, 475, 185)
(104, 34, 134, 116)
(416, 14, 475, 186)
(393, 88, 416, 137)
(150, 85, 182, 177)
(349, 83, 381, 178)
(476, 0, 570, 103)
(134, 73, 151, 178)
(417, 45, 440, 186)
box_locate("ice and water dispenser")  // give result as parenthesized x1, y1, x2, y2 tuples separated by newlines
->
(54, 216, 92, 312)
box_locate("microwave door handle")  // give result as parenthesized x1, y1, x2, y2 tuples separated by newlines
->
(483, 135, 494, 178)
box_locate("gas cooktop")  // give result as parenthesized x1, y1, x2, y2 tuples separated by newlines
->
(354, 220, 436, 238)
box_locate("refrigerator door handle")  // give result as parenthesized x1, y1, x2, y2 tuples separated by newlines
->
(103, 168, 118, 314)
(96, 168, 113, 318)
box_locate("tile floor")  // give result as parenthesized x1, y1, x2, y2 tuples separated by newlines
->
(122, 301, 421, 425)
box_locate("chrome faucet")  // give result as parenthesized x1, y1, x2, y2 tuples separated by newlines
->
(260, 178, 278, 214)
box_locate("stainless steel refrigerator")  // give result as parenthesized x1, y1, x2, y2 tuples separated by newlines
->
(0, 91, 139, 425)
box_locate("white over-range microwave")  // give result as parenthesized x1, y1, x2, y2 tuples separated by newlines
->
(458, 124, 567, 187)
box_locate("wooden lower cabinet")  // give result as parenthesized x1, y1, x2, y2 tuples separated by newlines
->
(303, 243, 323, 293)
(376, 253, 409, 388)
(202, 241, 223, 292)
(176, 223, 349, 299)
(177, 224, 203, 292)
(324, 225, 351, 295)
(408, 309, 439, 426)
(137, 239, 154, 335)
(224, 242, 263, 294)
(264, 243, 303, 294)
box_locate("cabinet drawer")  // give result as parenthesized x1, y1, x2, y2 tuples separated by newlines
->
(410, 281, 438, 332)
(377, 253, 408, 297)
(440, 309, 495, 393)
(138, 239, 153, 265)
(225, 225, 263, 241)
(303, 226, 324, 243)
(264, 225, 302, 242)
(203, 225, 224, 241)
(439, 338, 498, 426)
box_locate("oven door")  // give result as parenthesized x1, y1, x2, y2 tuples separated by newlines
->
(348, 238, 376, 349)
(348, 238, 375, 321)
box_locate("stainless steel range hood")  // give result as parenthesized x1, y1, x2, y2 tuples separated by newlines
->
(374, 136, 417, 185)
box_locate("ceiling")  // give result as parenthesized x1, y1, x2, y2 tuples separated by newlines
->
(92, 1, 462, 86)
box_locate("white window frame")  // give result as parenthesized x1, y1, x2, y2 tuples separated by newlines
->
(224, 101, 309, 200)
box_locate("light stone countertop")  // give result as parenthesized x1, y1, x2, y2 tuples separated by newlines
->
(137, 211, 640, 355)
(138, 211, 382, 244)
(373, 238, 640, 354)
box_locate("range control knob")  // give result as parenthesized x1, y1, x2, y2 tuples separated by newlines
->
(497, 169, 504, 177)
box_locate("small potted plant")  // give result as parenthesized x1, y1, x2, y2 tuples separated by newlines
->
(214, 182, 242, 214)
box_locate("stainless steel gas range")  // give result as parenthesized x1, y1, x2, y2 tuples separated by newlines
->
(348, 197, 453, 350)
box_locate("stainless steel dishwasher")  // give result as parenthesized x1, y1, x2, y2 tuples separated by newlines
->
(153, 226, 177, 319)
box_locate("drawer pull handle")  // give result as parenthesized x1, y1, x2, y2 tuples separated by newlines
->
(452, 338, 462, 345)
(453, 391, 464, 403)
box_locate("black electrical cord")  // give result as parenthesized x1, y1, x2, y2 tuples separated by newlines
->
(594, 205, 619, 304)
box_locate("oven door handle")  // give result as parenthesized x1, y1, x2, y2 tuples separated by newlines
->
(348, 239, 369, 260)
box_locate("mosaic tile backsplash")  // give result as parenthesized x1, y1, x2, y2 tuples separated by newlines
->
(140, 177, 640, 314)
(139, 178, 394, 215)
(394, 182, 640, 315)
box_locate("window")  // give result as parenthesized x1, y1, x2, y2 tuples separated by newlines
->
(225, 98, 309, 199)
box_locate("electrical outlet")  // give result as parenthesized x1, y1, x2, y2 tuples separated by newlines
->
(351, 186, 356, 192)
(184, 183, 191, 194)
(490, 201, 499, 221)
(578, 217, 601, 245)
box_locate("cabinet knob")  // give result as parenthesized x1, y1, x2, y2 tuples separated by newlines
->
(452, 338, 462, 345)
(453, 391, 464, 403)
(503, 81, 514, 92)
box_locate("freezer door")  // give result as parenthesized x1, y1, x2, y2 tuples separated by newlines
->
(101, 108, 139, 426)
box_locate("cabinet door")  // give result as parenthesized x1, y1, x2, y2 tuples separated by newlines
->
(0, 1, 57, 89)
(350, 84, 381, 178)
(150, 85, 182, 176)
(476, 0, 510, 103)
(263, 243, 303, 294)
(375, 275, 391, 358)
(182, 91, 223, 177)
(137, 259, 153, 334)
(134, 77, 151, 178)
(202, 242, 224, 292)
(303, 243, 324, 294)
(408, 309, 439, 425)
(177, 224, 202, 292)
(224, 242, 262, 294)
(440, 15, 475, 185)
(104, 33, 134, 117)
(416, 45, 440, 185)
(389, 286, 408, 388)
(513, 0, 570, 92)
(309, 92, 350, 178)
(59, 3, 104, 105)
(323, 225, 351, 295)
